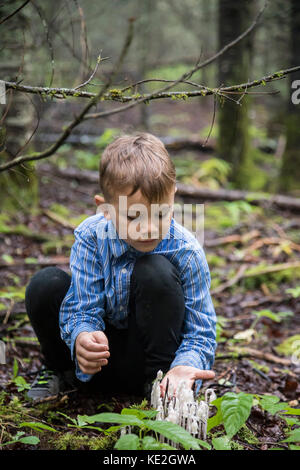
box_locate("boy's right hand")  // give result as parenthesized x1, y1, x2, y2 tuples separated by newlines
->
(75, 331, 110, 375)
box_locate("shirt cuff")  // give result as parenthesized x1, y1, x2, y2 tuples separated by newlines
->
(170, 350, 207, 371)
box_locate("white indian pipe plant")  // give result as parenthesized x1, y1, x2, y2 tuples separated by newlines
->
(120, 370, 217, 449)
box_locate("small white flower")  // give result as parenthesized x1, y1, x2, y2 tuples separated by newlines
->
(205, 388, 217, 404)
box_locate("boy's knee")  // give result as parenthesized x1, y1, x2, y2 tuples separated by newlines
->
(25, 266, 70, 303)
(132, 254, 181, 294)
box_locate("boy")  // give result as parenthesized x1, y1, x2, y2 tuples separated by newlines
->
(25, 132, 216, 401)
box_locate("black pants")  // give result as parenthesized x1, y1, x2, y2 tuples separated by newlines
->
(25, 254, 186, 396)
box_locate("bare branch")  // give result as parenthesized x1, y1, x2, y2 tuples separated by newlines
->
(82, 65, 300, 120)
(5, 65, 299, 103)
(0, 0, 31, 26)
(74, 52, 108, 90)
(0, 18, 135, 173)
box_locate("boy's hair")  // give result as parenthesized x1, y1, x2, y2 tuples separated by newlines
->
(99, 132, 176, 203)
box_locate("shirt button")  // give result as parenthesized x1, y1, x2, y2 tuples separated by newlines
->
(121, 268, 127, 274)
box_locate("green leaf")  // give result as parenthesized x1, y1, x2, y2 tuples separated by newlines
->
(198, 439, 212, 450)
(275, 335, 300, 356)
(280, 408, 300, 416)
(258, 395, 292, 415)
(2, 254, 14, 264)
(114, 434, 140, 450)
(19, 422, 57, 433)
(281, 417, 300, 427)
(83, 412, 144, 427)
(13, 358, 18, 379)
(207, 397, 223, 432)
(18, 436, 40, 445)
(221, 392, 253, 438)
(212, 436, 231, 450)
(56, 411, 77, 425)
(143, 419, 200, 450)
(25, 257, 39, 264)
(141, 436, 163, 450)
(286, 287, 300, 298)
(281, 428, 300, 443)
(121, 408, 158, 420)
(77, 415, 91, 427)
(141, 436, 176, 450)
(14, 376, 30, 391)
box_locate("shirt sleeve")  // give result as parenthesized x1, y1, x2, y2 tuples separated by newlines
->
(59, 225, 106, 381)
(169, 245, 217, 393)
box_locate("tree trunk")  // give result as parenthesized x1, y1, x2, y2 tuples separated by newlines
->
(217, 0, 255, 189)
(0, 3, 38, 213)
(279, 0, 300, 194)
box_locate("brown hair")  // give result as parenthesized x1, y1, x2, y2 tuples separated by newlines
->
(99, 132, 176, 203)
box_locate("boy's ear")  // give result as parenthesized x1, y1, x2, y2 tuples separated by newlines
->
(95, 194, 105, 207)
(175, 185, 178, 194)
(95, 194, 105, 215)
(94, 194, 111, 219)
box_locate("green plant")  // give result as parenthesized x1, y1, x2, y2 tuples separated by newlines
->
(0, 431, 40, 447)
(58, 408, 210, 450)
(251, 309, 293, 326)
(207, 391, 300, 449)
(285, 287, 300, 298)
(10, 359, 30, 392)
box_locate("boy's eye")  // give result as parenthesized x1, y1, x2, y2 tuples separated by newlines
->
(127, 213, 168, 221)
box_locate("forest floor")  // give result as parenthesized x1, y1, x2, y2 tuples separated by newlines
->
(0, 102, 300, 451)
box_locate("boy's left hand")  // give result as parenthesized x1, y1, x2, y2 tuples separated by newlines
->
(159, 365, 215, 398)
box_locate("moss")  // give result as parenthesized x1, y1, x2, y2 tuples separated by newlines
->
(108, 89, 124, 100)
(49, 431, 117, 450)
(0, 157, 39, 214)
(237, 425, 259, 445)
(131, 93, 142, 99)
(89, 434, 118, 450)
(231, 440, 245, 450)
(171, 93, 188, 101)
(130, 398, 149, 410)
(50, 432, 90, 450)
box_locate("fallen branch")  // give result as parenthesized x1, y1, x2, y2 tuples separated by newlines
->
(37, 164, 300, 211)
(216, 346, 292, 366)
(242, 237, 300, 255)
(0, 255, 70, 269)
(205, 230, 261, 247)
(212, 261, 300, 295)
(42, 209, 77, 230)
(211, 264, 249, 295)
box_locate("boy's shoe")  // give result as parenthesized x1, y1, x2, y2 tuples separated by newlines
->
(27, 366, 67, 401)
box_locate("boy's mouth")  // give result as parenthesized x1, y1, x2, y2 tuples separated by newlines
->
(137, 239, 157, 244)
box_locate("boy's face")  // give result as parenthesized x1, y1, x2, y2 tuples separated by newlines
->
(96, 186, 176, 252)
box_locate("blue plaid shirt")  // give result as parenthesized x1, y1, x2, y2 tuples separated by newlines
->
(59, 212, 217, 393)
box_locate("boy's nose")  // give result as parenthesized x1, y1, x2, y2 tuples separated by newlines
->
(139, 221, 159, 239)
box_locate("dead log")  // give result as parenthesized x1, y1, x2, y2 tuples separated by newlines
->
(38, 164, 300, 211)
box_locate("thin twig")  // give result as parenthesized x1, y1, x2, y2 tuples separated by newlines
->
(74, 52, 106, 90)
(0, 18, 135, 173)
(0, 0, 31, 26)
